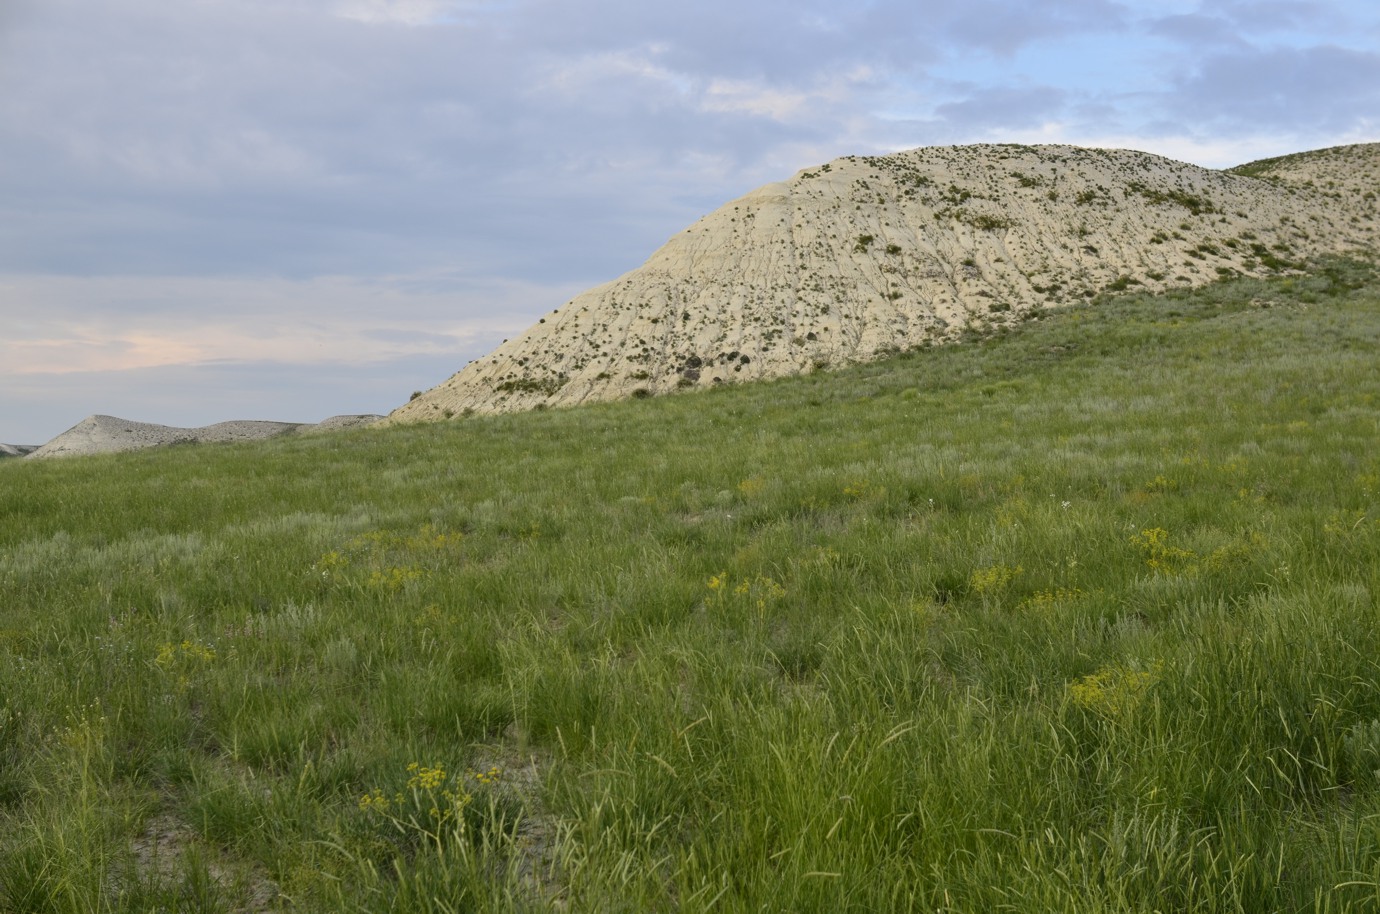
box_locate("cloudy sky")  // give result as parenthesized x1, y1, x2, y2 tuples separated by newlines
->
(2, 0, 1377, 443)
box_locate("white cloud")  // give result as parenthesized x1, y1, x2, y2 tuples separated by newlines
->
(539, 46, 692, 98)
(700, 68, 874, 123)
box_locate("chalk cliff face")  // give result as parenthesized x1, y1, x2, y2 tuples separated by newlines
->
(388, 142, 1379, 422)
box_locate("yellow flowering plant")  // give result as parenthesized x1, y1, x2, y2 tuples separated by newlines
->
(1068, 661, 1164, 719)
(706, 572, 787, 613)
(357, 762, 505, 846)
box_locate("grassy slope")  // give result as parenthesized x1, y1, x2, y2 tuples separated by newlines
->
(3, 258, 1380, 912)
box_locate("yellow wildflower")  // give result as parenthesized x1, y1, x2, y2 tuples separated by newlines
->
(1068, 661, 1163, 718)
(406, 763, 447, 790)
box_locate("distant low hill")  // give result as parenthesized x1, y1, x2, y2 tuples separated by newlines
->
(26, 414, 383, 459)
(388, 142, 1379, 422)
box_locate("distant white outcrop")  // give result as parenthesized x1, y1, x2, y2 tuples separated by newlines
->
(24, 414, 383, 459)
(386, 142, 1379, 423)
(0, 443, 38, 458)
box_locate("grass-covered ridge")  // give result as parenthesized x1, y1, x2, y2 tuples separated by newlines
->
(3, 258, 1380, 912)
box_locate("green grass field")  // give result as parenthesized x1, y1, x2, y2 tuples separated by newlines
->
(3, 257, 1380, 912)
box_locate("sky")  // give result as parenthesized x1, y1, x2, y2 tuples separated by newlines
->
(2, 0, 1377, 444)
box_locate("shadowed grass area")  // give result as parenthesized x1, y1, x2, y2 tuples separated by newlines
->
(2, 257, 1380, 912)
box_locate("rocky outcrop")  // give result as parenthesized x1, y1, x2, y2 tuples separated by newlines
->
(387, 142, 1379, 423)
(0, 444, 39, 458)
(25, 414, 383, 459)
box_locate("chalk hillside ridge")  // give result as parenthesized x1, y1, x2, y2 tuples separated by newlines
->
(397, 142, 1375, 422)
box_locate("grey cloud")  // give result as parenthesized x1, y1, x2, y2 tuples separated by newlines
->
(1147, 2, 1366, 45)
(0, 0, 1148, 287)
(515, 2, 937, 81)
(1170, 44, 1380, 132)
(933, 86, 1069, 131)
(1147, 13, 1245, 47)
(516, 0, 1132, 79)
(1203, 0, 1331, 33)
(0, 0, 39, 57)
(0, 0, 835, 284)
(944, 0, 1129, 56)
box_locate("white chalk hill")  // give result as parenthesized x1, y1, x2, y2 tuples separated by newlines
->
(389, 142, 1379, 422)
(26, 414, 383, 459)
